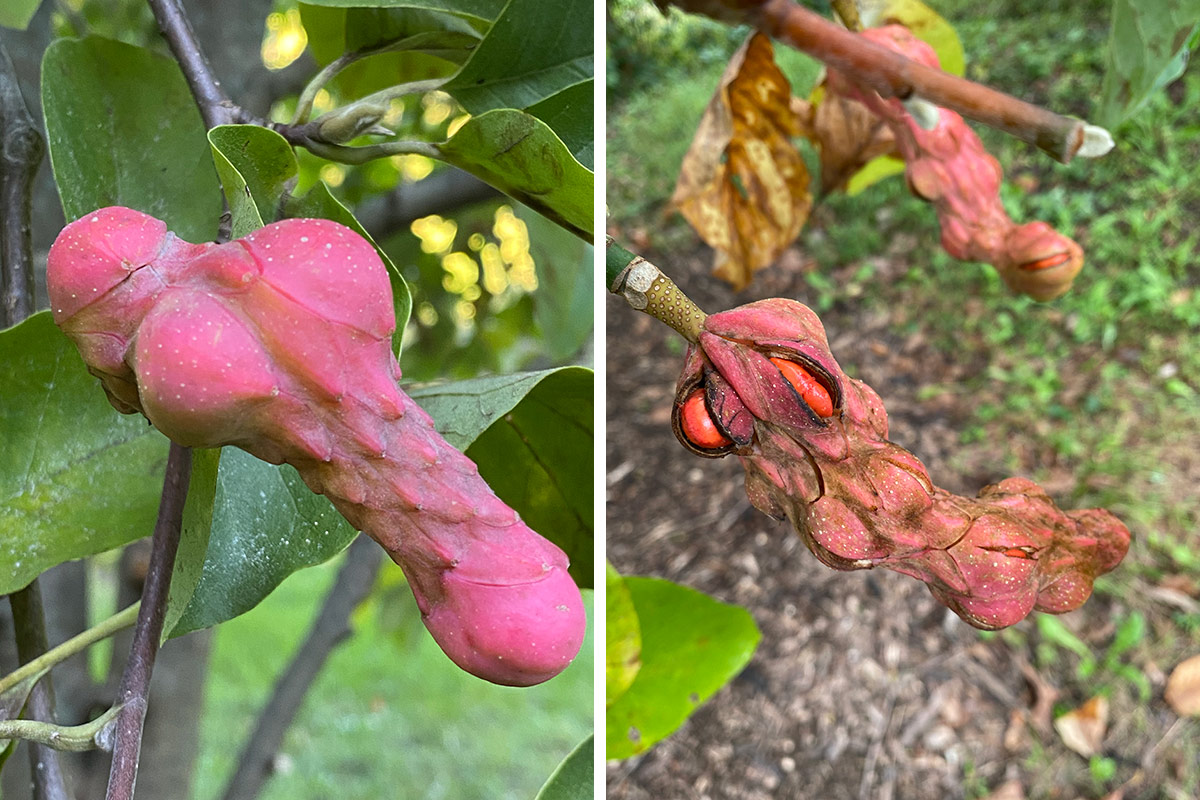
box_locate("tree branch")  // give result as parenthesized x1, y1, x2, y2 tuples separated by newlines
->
(0, 40, 43, 328)
(104, 442, 192, 800)
(10, 583, 74, 800)
(666, 0, 1112, 163)
(220, 535, 383, 800)
(145, 0, 238, 129)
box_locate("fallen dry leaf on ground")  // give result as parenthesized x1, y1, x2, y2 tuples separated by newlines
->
(1164, 653, 1200, 716)
(1053, 695, 1108, 757)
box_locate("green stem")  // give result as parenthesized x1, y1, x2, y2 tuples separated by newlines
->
(302, 138, 440, 165)
(0, 705, 121, 752)
(606, 237, 708, 343)
(292, 37, 452, 124)
(0, 602, 140, 698)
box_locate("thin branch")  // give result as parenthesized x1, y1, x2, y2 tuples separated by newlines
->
(667, 0, 1110, 163)
(0, 41, 43, 328)
(220, 535, 383, 800)
(145, 0, 238, 129)
(104, 443, 193, 800)
(10, 583, 74, 800)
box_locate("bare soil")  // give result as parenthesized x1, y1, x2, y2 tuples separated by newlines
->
(604, 242, 1184, 800)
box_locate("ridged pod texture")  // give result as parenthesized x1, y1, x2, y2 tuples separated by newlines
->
(826, 25, 1084, 301)
(672, 298, 1129, 629)
(47, 207, 585, 686)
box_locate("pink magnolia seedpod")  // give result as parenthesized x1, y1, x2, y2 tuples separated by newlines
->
(826, 26, 1085, 301)
(672, 297, 1130, 630)
(47, 207, 586, 686)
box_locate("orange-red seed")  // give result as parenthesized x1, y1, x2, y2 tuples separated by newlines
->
(680, 389, 731, 450)
(770, 357, 834, 417)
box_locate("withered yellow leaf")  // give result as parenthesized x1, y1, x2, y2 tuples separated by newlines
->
(672, 32, 812, 290)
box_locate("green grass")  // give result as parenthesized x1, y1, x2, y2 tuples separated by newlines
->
(191, 558, 593, 800)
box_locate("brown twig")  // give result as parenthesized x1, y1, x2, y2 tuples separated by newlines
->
(667, 0, 1104, 163)
(145, 0, 238, 129)
(104, 443, 192, 800)
(219, 535, 383, 800)
(10, 583, 74, 800)
(0, 41, 43, 328)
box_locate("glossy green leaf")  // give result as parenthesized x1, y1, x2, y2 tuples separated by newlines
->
(299, 4, 463, 94)
(533, 735, 592, 800)
(437, 109, 593, 239)
(605, 563, 641, 707)
(41, 36, 220, 242)
(442, 0, 591, 114)
(606, 577, 760, 758)
(165, 448, 358, 638)
(162, 447, 220, 640)
(1098, 0, 1200, 126)
(208, 125, 298, 230)
(517, 206, 593, 362)
(342, 7, 482, 57)
(0, 0, 41, 30)
(0, 313, 169, 594)
(301, 0, 504, 22)
(526, 80, 594, 170)
(206, 124, 413, 350)
(407, 367, 593, 586)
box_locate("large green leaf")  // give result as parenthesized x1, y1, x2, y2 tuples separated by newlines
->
(301, 0, 504, 22)
(1098, 0, 1200, 127)
(299, 3, 465, 96)
(437, 109, 593, 239)
(442, 0, 591, 114)
(525, 80, 594, 170)
(0, 313, 169, 594)
(208, 126, 298, 232)
(605, 577, 761, 759)
(342, 7, 482, 57)
(207, 124, 413, 349)
(407, 367, 593, 586)
(0, 0, 41, 30)
(41, 36, 220, 242)
(165, 448, 359, 638)
(533, 735, 592, 800)
(605, 562, 641, 707)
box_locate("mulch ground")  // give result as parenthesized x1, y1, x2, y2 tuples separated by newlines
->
(604, 239, 1154, 800)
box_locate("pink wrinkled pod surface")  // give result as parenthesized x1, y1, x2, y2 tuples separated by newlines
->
(826, 25, 1083, 301)
(672, 298, 1129, 630)
(47, 206, 586, 686)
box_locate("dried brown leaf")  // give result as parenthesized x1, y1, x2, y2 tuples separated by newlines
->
(1164, 653, 1200, 716)
(800, 82, 898, 194)
(1053, 695, 1108, 757)
(672, 32, 812, 290)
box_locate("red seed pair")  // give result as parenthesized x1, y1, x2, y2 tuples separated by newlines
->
(679, 357, 833, 450)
